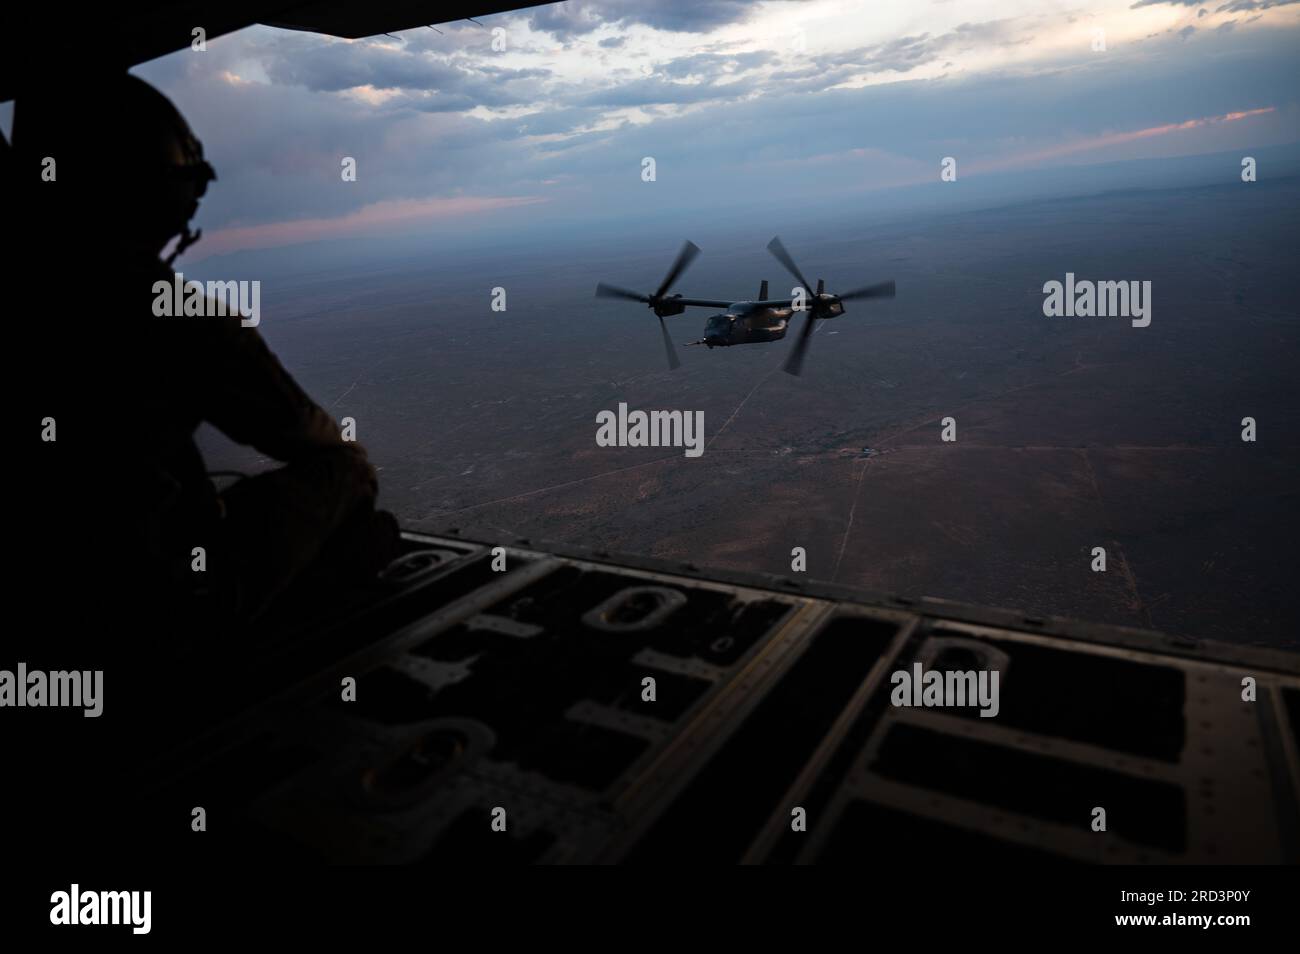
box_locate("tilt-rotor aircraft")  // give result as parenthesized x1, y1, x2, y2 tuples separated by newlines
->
(595, 237, 897, 375)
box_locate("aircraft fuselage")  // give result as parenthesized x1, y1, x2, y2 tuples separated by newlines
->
(698, 295, 844, 348)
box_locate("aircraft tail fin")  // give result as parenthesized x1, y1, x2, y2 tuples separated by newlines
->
(758, 280, 768, 300)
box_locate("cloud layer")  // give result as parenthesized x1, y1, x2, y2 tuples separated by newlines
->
(125, 0, 1300, 259)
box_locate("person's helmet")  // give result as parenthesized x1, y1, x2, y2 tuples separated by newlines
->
(14, 72, 216, 255)
(133, 74, 216, 239)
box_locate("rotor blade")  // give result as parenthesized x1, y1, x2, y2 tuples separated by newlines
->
(838, 280, 896, 302)
(596, 282, 650, 303)
(653, 240, 701, 300)
(783, 311, 817, 376)
(658, 316, 681, 370)
(766, 236, 815, 304)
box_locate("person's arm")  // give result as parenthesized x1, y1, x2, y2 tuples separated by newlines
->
(197, 316, 366, 469)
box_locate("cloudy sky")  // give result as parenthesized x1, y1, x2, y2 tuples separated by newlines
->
(94, 0, 1300, 260)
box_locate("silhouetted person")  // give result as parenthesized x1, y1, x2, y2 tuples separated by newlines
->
(14, 73, 400, 635)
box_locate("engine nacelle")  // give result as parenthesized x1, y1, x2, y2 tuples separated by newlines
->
(654, 295, 687, 318)
(819, 294, 845, 318)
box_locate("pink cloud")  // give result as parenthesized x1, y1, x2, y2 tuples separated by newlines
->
(190, 193, 549, 260)
(976, 106, 1276, 171)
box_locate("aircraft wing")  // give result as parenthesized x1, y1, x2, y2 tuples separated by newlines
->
(669, 298, 736, 309)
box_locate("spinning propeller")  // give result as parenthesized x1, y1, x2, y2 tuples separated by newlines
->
(766, 236, 895, 376)
(595, 240, 701, 371)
